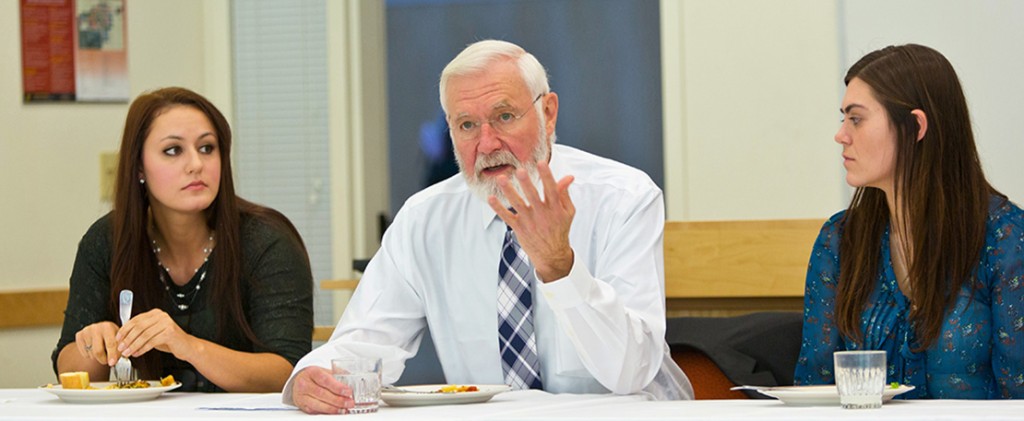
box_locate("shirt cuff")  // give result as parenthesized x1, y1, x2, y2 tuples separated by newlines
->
(536, 250, 592, 310)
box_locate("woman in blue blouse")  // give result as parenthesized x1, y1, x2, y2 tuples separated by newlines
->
(793, 44, 1024, 399)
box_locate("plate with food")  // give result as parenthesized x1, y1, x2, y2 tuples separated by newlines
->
(41, 372, 181, 404)
(380, 384, 511, 407)
(750, 384, 914, 406)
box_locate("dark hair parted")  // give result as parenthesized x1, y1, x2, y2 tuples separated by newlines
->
(835, 45, 1004, 350)
(110, 87, 309, 377)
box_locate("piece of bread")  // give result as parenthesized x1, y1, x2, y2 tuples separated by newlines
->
(59, 371, 90, 389)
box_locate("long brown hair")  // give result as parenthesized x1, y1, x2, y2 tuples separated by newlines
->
(835, 45, 1002, 350)
(110, 87, 308, 377)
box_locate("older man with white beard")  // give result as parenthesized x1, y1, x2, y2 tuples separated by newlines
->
(283, 39, 693, 414)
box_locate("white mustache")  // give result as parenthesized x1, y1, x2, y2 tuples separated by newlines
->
(474, 150, 519, 176)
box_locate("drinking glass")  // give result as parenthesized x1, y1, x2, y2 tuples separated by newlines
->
(332, 357, 382, 414)
(833, 350, 886, 409)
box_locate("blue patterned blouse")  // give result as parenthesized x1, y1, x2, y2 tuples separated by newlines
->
(794, 197, 1024, 399)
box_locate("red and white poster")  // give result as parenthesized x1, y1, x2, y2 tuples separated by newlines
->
(20, 0, 128, 102)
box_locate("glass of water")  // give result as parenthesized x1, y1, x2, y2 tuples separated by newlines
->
(331, 357, 382, 414)
(833, 350, 886, 409)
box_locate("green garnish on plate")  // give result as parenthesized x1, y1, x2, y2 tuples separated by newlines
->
(890, 382, 900, 389)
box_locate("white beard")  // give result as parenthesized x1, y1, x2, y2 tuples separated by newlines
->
(455, 119, 551, 209)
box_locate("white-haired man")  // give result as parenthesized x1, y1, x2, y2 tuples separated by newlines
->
(284, 39, 693, 414)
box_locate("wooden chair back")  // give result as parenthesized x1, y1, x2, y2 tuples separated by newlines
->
(671, 346, 748, 399)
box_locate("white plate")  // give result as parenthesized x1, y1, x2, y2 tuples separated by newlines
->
(381, 384, 511, 407)
(40, 381, 182, 404)
(755, 384, 914, 406)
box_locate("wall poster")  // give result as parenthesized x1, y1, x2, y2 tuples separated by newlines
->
(20, 0, 128, 102)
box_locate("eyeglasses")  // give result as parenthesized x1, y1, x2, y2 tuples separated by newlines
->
(449, 93, 545, 141)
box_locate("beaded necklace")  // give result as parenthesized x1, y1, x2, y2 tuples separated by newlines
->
(152, 233, 215, 311)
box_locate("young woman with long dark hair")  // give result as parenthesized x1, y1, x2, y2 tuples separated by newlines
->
(53, 87, 313, 392)
(794, 44, 1024, 399)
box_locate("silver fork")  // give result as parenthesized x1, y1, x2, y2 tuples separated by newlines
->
(382, 386, 441, 394)
(114, 290, 134, 386)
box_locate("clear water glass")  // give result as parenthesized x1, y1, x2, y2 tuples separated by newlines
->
(834, 350, 886, 409)
(331, 357, 382, 414)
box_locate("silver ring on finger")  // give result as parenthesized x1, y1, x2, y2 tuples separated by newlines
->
(84, 344, 93, 351)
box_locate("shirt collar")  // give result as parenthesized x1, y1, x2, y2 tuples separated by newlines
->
(478, 196, 501, 231)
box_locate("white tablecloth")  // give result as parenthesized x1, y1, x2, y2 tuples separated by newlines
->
(1, 388, 1021, 421)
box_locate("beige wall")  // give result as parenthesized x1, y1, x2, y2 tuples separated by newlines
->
(661, 0, 846, 220)
(0, 0, 230, 388)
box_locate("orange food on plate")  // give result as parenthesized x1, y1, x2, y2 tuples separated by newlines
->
(437, 384, 479, 393)
(104, 380, 150, 389)
(59, 372, 90, 389)
(54, 373, 160, 390)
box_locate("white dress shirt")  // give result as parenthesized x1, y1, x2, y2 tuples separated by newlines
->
(283, 144, 692, 403)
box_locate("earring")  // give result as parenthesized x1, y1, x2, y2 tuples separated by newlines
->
(139, 178, 145, 184)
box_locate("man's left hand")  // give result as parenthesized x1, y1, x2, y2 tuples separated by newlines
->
(488, 161, 575, 282)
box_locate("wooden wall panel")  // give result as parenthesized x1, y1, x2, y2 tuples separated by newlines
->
(664, 219, 823, 299)
(0, 288, 68, 328)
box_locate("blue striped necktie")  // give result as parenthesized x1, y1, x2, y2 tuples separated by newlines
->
(497, 225, 543, 390)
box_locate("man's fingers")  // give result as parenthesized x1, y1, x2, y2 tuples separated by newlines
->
(536, 161, 561, 205)
(298, 395, 346, 415)
(557, 175, 575, 212)
(497, 175, 529, 211)
(295, 367, 354, 414)
(488, 196, 517, 226)
(515, 168, 543, 207)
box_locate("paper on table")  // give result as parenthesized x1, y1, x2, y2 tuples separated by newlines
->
(198, 393, 296, 411)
